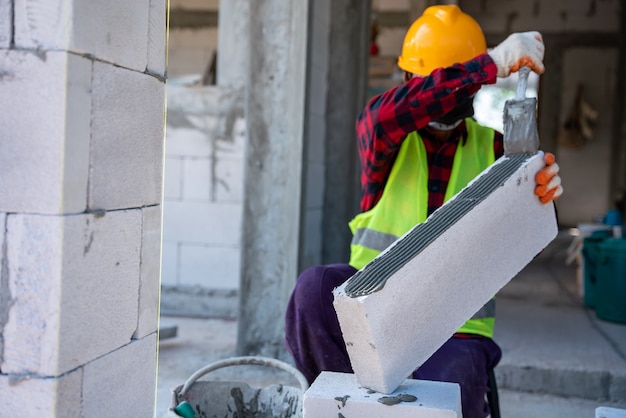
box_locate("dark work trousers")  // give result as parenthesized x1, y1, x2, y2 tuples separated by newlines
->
(285, 263, 502, 418)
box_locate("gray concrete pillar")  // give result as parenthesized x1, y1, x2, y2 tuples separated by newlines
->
(0, 0, 165, 416)
(320, 0, 371, 264)
(237, 0, 309, 358)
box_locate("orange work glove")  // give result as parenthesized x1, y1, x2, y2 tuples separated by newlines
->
(535, 152, 563, 204)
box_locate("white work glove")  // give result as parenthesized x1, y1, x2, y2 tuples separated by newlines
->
(488, 31, 545, 78)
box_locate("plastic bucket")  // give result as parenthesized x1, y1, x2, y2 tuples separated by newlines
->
(595, 238, 626, 324)
(168, 356, 308, 418)
(581, 230, 612, 308)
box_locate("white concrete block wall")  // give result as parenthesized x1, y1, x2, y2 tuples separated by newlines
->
(179, 244, 241, 288)
(3, 210, 142, 376)
(164, 157, 184, 200)
(1, 0, 164, 416)
(334, 154, 558, 393)
(162, 83, 245, 294)
(14, 0, 150, 72)
(136, 206, 163, 339)
(0, 369, 82, 417)
(82, 335, 157, 418)
(0, 50, 91, 215)
(304, 371, 461, 418)
(90, 61, 164, 210)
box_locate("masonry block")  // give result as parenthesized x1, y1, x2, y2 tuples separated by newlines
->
(135, 205, 162, 339)
(0, 369, 82, 417)
(162, 201, 241, 245)
(147, 0, 167, 77)
(215, 158, 245, 203)
(164, 156, 184, 200)
(183, 158, 213, 201)
(0, 50, 91, 215)
(2, 210, 141, 376)
(0, 0, 11, 47)
(333, 153, 558, 393)
(160, 241, 179, 286)
(303, 371, 461, 418)
(165, 126, 214, 158)
(179, 244, 240, 289)
(90, 61, 164, 210)
(83, 335, 157, 418)
(14, 0, 149, 71)
(597, 407, 626, 418)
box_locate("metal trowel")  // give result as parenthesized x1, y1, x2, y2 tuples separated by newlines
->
(503, 66, 540, 156)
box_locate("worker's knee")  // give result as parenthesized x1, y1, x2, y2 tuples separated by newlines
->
(290, 264, 355, 313)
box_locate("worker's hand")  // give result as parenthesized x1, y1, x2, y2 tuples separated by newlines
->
(535, 152, 563, 204)
(488, 31, 545, 78)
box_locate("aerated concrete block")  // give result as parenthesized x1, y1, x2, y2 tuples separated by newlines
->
(82, 335, 157, 418)
(135, 205, 162, 339)
(303, 371, 461, 418)
(147, 0, 167, 76)
(14, 0, 149, 71)
(334, 153, 558, 393)
(0, 50, 91, 215)
(597, 407, 626, 418)
(0, 369, 82, 417)
(2, 210, 141, 376)
(90, 61, 164, 210)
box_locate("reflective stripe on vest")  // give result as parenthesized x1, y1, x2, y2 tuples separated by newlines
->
(348, 118, 497, 338)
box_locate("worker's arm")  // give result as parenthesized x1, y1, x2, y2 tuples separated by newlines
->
(356, 54, 498, 211)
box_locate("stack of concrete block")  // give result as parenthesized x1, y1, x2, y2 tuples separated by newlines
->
(0, 0, 166, 416)
(333, 153, 558, 394)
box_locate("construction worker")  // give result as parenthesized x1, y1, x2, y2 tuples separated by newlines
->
(285, 5, 562, 418)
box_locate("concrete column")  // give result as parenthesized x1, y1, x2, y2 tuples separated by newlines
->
(237, 0, 309, 358)
(0, 0, 166, 416)
(320, 0, 370, 265)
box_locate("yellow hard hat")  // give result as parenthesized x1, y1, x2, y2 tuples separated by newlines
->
(397, 5, 487, 76)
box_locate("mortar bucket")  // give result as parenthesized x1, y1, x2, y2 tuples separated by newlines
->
(168, 356, 308, 418)
(595, 238, 626, 324)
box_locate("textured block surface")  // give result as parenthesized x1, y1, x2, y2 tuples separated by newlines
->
(333, 153, 558, 393)
(0, 369, 82, 417)
(82, 335, 157, 418)
(14, 0, 149, 71)
(90, 61, 164, 210)
(135, 205, 162, 339)
(3, 211, 141, 375)
(303, 371, 461, 418)
(0, 50, 91, 215)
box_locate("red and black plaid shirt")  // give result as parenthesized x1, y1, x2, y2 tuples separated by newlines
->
(356, 53, 504, 214)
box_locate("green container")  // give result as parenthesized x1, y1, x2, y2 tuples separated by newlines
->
(582, 231, 612, 308)
(595, 238, 626, 324)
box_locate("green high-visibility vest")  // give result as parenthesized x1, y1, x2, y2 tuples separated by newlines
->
(349, 118, 497, 338)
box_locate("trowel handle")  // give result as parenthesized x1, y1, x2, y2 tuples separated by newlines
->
(515, 66, 531, 100)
